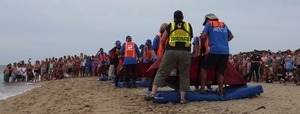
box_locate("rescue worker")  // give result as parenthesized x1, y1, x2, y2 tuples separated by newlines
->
(199, 13, 234, 96)
(145, 10, 193, 104)
(192, 35, 210, 90)
(120, 35, 141, 88)
(151, 23, 168, 61)
(108, 40, 122, 81)
(96, 48, 108, 80)
(147, 23, 168, 91)
(143, 39, 153, 63)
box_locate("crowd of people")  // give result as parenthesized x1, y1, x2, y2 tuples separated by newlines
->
(230, 49, 300, 85)
(1, 36, 151, 84)
(3, 54, 94, 83)
(2, 10, 300, 104)
(3, 48, 299, 85)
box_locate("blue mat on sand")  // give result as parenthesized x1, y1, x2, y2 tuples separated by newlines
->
(148, 85, 263, 103)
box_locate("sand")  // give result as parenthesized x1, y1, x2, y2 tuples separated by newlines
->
(0, 77, 299, 114)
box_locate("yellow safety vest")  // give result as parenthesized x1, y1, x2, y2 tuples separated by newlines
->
(169, 22, 191, 47)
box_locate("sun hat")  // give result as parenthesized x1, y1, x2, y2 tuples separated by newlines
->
(205, 13, 218, 20)
(203, 13, 218, 25)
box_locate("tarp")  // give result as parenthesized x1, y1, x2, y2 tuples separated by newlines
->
(146, 56, 246, 86)
(117, 56, 246, 86)
(116, 58, 154, 77)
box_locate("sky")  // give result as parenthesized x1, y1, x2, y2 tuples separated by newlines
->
(0, 0, 300, 65)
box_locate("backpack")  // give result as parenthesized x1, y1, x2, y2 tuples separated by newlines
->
(109, 49, 116, 60)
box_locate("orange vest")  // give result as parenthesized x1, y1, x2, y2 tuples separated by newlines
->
(99, 52, 107, 62)
(124, 42, 136, 58)
(143, 45, 152, 60)
(156, 34, 164, 58)
(209, 20, 224, 28)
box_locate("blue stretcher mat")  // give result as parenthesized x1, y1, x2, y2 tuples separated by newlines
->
(149, 85, 263, 103)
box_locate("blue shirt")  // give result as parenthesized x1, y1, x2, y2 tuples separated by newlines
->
(285, 58, 294, 70)
(150, 35, 160, 51)
(120, 42, 141, 65)
(85, 60, 92, 68)
(203, 21, 232, 54)
(192, 37, 199, 56)
(192, 37, 199, 45)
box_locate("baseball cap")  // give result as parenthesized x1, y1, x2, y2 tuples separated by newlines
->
(115, 40, 121, 46)
(145, 39, 152, 45)
(126, 35, 132, 40)
(139, 44, 144, 49)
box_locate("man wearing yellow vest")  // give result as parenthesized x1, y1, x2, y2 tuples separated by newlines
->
(145, 10, 193, 104)
(199, 13, 234, 96)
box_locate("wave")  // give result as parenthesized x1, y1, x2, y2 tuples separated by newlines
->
(0, 82, 40, 100)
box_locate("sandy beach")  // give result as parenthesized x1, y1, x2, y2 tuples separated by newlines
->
(0, 77, 299, 114)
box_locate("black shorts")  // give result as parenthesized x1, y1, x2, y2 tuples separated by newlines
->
(202, 53, 229, 74)
(68, 68, 72, 73)
(34, 70, 40, 74)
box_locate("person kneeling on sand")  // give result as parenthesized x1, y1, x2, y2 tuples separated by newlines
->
(277, 65, 286, 84)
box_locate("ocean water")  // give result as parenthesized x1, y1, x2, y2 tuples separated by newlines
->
(0, 65, 39, 100)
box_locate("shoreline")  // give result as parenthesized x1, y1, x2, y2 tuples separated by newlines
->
(0, 77, 300, 114)
(0, 85, 40, 100)
(0, 81, 40, 100)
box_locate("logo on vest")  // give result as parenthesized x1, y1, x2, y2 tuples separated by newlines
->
(177, 23, 182, 28)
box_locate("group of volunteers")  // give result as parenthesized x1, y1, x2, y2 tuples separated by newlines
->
(3, 10, 235, 104)
(142, 10, 234, 104)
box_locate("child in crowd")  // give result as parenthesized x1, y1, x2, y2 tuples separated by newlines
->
(264, 65, 273, 83)
(85, 56, 92, 76)
(243, 58, 251, 82)
(277, 65, 285, 84)
(91, 56, 98, 76)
